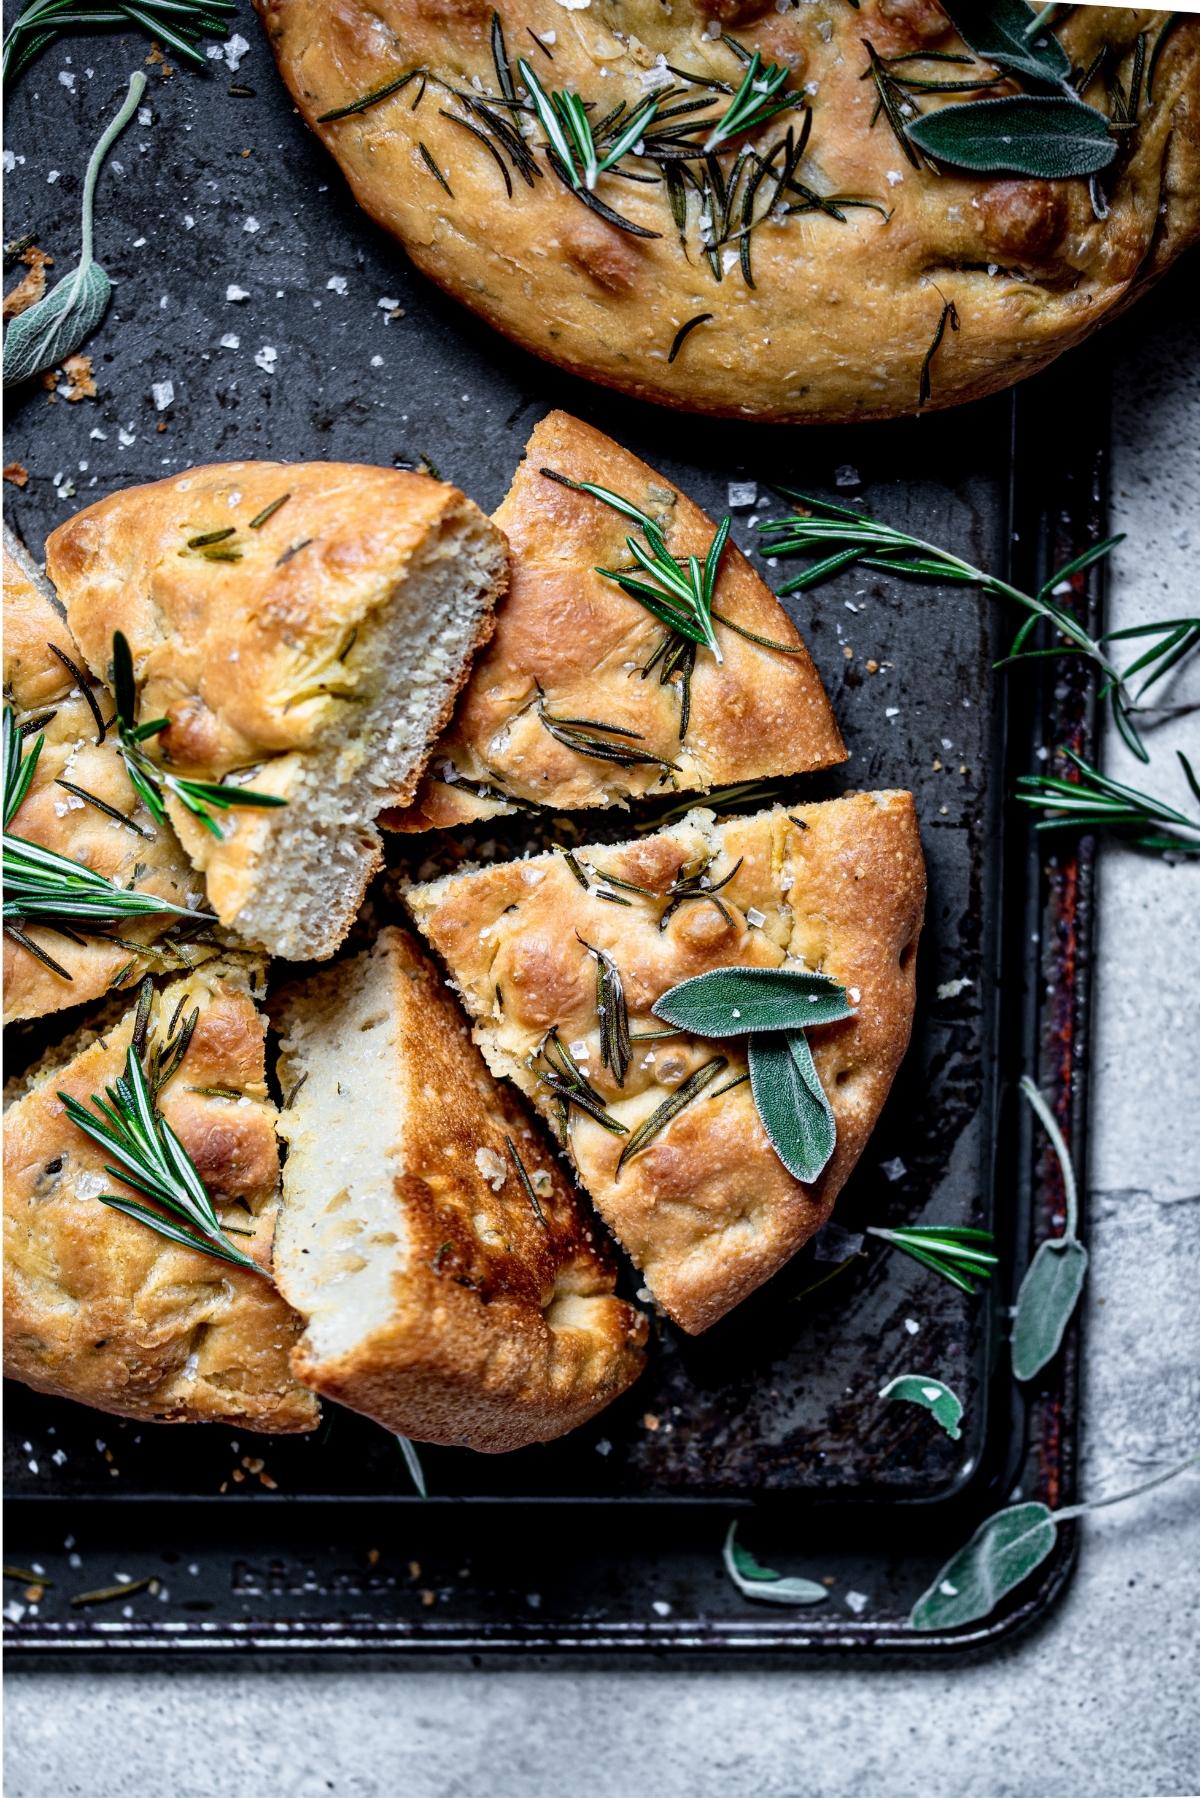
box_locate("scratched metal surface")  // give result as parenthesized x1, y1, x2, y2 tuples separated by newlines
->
(1, 26, 1100, 1654)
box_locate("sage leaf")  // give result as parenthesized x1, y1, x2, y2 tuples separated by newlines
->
(936, 0, 1070, 85)
(3, 262, 111, 388)
(652, 966, 853, 1038)
(909, 1502, 1057, 1630)
(906, 95, 1116, 179)
(2, 70, 144, 389)
(1011, 1236, 1089, 1381)
(879, 1374, 964, 1440)
(723, 1523, 829, 1607)
(747, 1029, 836, 1184)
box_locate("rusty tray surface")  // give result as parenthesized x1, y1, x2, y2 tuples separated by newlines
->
(1, 38, 1102, 1659)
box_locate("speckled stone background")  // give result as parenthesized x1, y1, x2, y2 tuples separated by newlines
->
(4, 19, 1199, 1797)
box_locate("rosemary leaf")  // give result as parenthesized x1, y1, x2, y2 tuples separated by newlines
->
(616, 1055, 728, 1176)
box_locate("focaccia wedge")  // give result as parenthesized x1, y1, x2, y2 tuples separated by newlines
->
(386, 412, 844, 832)
(46, 462, 506, 961)
(3, 958, 318, 1431)
(272, 927, 647, 1451)
(3, 529, 213, 1025)
(407, 793, 924, 1333)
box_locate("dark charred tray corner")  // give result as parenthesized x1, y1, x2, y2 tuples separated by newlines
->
(1, 39, 1104, 1662)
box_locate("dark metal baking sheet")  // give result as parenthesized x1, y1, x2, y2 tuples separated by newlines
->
(2, 32, 1101, 1656)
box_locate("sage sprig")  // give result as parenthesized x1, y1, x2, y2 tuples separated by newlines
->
(3, 73, 145, 388)
(755, 494, 1188, 762)
(911, 1452, 1200, 1630)
(722, 1522, 829, 1607)
(112, 632, 287, 840)
(58, 995, 266, 1275)
(652, 965, 853, 1186)
(879, 1374, 964, 1440)
(1010, 1075, 1088, 1381)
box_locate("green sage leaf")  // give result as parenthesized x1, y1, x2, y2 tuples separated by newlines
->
(3, 261, 112, 388)
(747, 1029, 836, 1184)
(1011, 1236, 1089, 1382)
(652, 966, 853, 1038)
(879, 1374, 964, 1440)
(936, 0, 1070, 85)
(907, 95, 1116, 178)
(722, 1523, 829, 1607)
(909, 1502, 1057, 1630)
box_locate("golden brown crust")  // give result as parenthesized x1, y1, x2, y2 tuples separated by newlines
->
(3, 961, 318, 1431)
(45, 462, 506, 960)
(407, 793, 925, 1332)
(273, 927, 646, 1450)
(3, 539, 214, 1025)
(385, 412, 844, 832)
(256, 3, 1200, 422)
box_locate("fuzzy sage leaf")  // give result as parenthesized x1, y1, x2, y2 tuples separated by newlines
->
(911, 1454, 1200, 1630)
(879, 1374, 964, 1440)
(747, 1029, 837, 1185)
(1011, 1075, 1088, 1381)
(722, 1523, 829, 1607)
(935, 0, 1070, 85)
(652, 965, 855, 1038)
(906, 94, 1116, 179)
(3, 72, 144, 387)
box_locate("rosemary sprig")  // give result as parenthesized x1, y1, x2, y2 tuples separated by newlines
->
(658, 853, 744, 933)
(866, 1224, 998, 1294)
(532, 1030, 627, 1139)
(1016, 748, 1200, 856)
(517, 57, 659, 192)
(3, 0, 235, 85)
(756, 494, 1191, 763)
(616, 1056, 729, 1177)
(111, 631, 287, 839)
(504, 1133, 548, 1226)
(535, 688, 680, 772)
(577, 935, 632, 1086)
(702, 45, 801, 152)
(58, 995, 265, 1274)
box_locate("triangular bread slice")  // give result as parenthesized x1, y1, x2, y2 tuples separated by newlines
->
(3, 957, 318, 1431)
(46, 462, 506, 961)
(384, 412, 845, 831)
(407, 794, 924, 1333)
(3, 529, 214, 1024)
(272, 927, 647, 1451)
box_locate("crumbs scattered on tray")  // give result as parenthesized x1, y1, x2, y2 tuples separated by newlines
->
(219, 1451, 280, 1493)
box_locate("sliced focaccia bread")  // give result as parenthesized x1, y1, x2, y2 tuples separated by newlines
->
(3, 529, 213, 1025)
(407, 794, 924, 1333)
(385, 412, 844, 831)
(46, 462, 507, 961)
(3, 958, 318, 1431)
(272, 927, 647, 1451)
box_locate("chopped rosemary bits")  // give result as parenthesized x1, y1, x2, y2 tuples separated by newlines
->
(536, 688, 680, 771)
(667, 313, 713, 364)
(45, 639, 106, 741)
(533, 1029, 627, 1139)
(317, 70, 420, 123)
(248, 493, 291, 530)
(703, 45, 800, 152)
(517, 56, 659, 192)
(658, 854, 744, 933)
(616, 1056, 729, 1176)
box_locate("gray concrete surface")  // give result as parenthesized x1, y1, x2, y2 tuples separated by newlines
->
(5, 273, 1198, 1798)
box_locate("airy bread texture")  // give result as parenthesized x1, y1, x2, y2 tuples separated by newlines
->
(3, 530, 214, 1024)
(407, 795, 925, 1333)
(3, 958, 318, 1431)
(256, 2, 1200, 422)
(272, 927, 647, 1451)
(385, 412, 844, 833)
(46, 463, 507, 961)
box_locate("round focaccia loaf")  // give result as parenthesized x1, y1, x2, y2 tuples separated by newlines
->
(3, 959, 319, 1432)
(255, 1, 1200, 423)
(45, 462, 507, 962)
(3, 531, 216, 1024)
(273, 926, 647, 1450)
